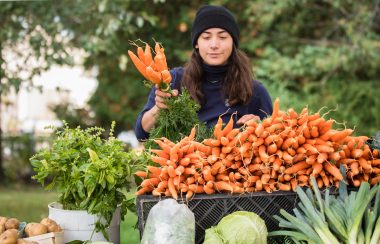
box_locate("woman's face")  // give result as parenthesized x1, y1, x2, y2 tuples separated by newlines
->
(195, 28, 233, 66)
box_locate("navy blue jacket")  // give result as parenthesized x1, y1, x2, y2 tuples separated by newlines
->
(135, 65, 273, 141)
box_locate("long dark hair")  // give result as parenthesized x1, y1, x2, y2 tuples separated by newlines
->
(181, 47, 254, 106)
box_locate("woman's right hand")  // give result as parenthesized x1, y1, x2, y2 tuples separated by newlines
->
(155, 88, 179, 109)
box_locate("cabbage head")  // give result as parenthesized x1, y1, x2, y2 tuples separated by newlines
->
(203, 211, 267, 244)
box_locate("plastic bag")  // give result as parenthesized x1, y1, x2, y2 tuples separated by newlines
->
(141, 199, 195, 244)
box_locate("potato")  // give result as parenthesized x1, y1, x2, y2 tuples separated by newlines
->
(5, 218, 20, 230)
(0, 224, 5, 235)
(0, 217, 8, 226)
(0, 229, 19, 244)
(24, 223, 48, 237)
(40, 218, 62, 233)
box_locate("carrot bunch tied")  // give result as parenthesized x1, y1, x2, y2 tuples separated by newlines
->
(135, 127, 213, 200)
(128, 40, 172, 91)
(135, 97, 380, 199)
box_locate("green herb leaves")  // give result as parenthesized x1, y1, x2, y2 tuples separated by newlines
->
(145, 88, 211, 149)
(30, 121, 143, 240)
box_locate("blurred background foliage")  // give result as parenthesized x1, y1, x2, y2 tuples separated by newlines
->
(1, 0, 380, 181)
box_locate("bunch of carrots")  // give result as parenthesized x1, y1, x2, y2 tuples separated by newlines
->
(134, 98, 380, 200)
(128, 41, 172, 91)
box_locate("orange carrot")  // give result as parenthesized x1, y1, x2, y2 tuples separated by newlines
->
(128, 50, 150, 80)
(248, 163, 261, 173)
(267, 123, 284, 134)
(271, 98, 280, 119)
(220, 136, 229, 146)
(282, 151, 293, 163)
(323, 162, 343, 180)
(349, 162, 360, 175)
(261, 174, 271, 184)
(227, 128, 240, 140)
(308, 117, 324, 127)
(204, 184, 215, 194)
(175, 165, 185, 175)
(147, 166, 161, 175)
(146, 66, 161, 84)
(183, 127, 195, 142)
(150, 149, 169, 159)
(213, 117, 223, 141)
(186, 190, 194, 200)
(141, 178, 160, 188)
(328, 151, 341, 161)
(222, 114, 234, 136)
(188, 184, 204, 193)
(255, 179, 263, 191)
(370, 176, 380, 185)
(315, 144, 334, 153)
(358, 158, 372, 171)
(255, 124, 265, 137)
(214, 181, 234, 193)
(303, 144, 319, 155)
(151, 156, 169, 166)
(154, 139, 172, 153)
(284, 161, 310, 174)
(258, 145, 270, 163)
(267, 143, 278, 155)
(317, 153, 328, 164)
(311, 163, 323, 176)
(161, 70, 172, 84)
(170, 144, 182, 163)
(135, 186, 153, 195)
(373, 149, 379, 158)
(203, 166, 215, 182)
(179, 157, 191, 166)
(203, 138, 220, 147)
(282, 138, 296, 150)
(278, 182, 291, 191)
(372, 159, 380, 166)
(154, 52, 167, 72)
(330, 129, 354, 142)
(135, 171, 147, 178)
(173, 175, 185, 186)
(351, 148, 363, 159)
(143, 43, 154, 67)
(167, 165, 176, 178)
(157, 180, 168, 189)
(137, 46, 146, 64)
(221, 146, 232, 154)
(168, 177, 178, 199)
(310, 126, 319, 138)
(319, 119, 334, 135)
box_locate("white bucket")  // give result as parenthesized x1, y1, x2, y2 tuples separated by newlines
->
(48, 202, 120, 244)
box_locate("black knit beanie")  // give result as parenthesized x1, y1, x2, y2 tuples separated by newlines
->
(191, 5, 240, 47)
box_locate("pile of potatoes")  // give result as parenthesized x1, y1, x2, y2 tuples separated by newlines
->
(0, 216, 62, 244)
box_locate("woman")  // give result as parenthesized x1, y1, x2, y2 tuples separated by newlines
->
(135, 5, 273, 141)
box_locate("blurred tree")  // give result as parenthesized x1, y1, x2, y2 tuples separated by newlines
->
(1, 0, 380, 182)
(238, 0, 380, 136)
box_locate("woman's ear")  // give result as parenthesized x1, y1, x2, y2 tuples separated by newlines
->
(195, 44, 199, 48)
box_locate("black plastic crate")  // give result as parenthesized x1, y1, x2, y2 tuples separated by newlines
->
(136, 191, 299, 244)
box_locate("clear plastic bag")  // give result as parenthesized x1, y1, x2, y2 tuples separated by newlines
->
(141, 199, 195, 244)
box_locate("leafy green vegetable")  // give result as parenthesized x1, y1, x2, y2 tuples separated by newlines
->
(204, 211, 268, 244)
(30, 121, 145, 240)
(269, 175, 380, 244)
(203, 227, 224, 244)
(144, 88, 211, 149)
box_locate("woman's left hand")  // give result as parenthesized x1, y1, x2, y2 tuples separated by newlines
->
(237, 114, 260, 126)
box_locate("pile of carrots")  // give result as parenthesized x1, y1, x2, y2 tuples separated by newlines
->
(128, 42, 172, 91)
(135, 98, 380, 200)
